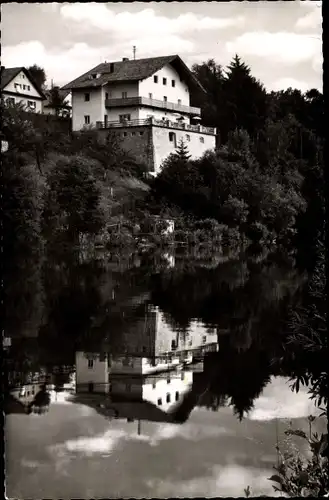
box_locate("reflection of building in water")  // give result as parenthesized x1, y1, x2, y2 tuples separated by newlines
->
(76, 305, 219, 394)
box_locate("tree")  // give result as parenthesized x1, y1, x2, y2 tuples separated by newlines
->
(191, 59, 224, 132)
(174, 138, 191, 162)
(221, 55, 268, 143)
(46, 86, 70, 117)
(43, 155, 105, 247)
(27, 64, 47, 90)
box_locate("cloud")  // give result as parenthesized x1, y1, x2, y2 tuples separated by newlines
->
(2, 40, 110, 86)
(271, 77, 312, 92)
(51, 420, 233, 459)
(60, 4, 245, 38)
(146, 464, 281, 497)
(295, 6, 322, 30)
(248, 376, 322, 421)
(226, 31, 321, 65)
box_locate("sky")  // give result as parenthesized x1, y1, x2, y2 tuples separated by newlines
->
(2, 1, 322, 92)
(6, 377, 325, 499)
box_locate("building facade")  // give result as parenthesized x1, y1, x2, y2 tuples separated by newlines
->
(1, 66, 45, 112)
(62, 55, 217, 174)
(75, 304, 219, 394)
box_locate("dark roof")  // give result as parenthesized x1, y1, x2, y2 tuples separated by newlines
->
(61, 55, 206, 93)
(1, 66, 46, 99)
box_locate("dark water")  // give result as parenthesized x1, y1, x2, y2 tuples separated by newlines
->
(4, 248, 325, 498)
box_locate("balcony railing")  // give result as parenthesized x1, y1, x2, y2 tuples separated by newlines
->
(96, 117, 216, 135)
(105, 96, 201, 116)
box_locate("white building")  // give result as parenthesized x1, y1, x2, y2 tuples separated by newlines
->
(61, 54, 217, 173)
(75, 305, 218, 394)
(1, 66, 45, 113)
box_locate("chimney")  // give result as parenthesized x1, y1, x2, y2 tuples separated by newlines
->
(122, 57, 129, 62)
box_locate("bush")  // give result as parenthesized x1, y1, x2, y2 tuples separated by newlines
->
(269, 417, 328, 497)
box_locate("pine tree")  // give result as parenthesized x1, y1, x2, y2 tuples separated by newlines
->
(222, 54, 268, 143)
(174, 138, 191, 162)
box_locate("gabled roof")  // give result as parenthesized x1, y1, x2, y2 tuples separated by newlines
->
(1, 66, 46, 99)
(61, 55, 206, 93)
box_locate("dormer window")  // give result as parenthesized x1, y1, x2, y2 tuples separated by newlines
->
(110, 63, 114, 73)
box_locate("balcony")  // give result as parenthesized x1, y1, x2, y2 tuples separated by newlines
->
(96, 117, 216, 135)
(105, 96, 201, 116)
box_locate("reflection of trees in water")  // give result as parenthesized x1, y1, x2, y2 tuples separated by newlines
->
(6, 245, 323, 422)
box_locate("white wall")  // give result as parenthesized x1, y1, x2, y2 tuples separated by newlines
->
(152, 126, 216, 174)
(138, 107, 188, 123)
(139, 64, 190, 106)
(104, 81, 139, 99)
(3, 70, 43, 113)
(75, 351, 109, 393)
(153, 307, 218, 354)
(105, 106, 140, 122)
(72, 88, 104, 130)
(142, 371, 193, 412)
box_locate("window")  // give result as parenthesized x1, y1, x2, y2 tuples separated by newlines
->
(131, 131, 136, 136)
(27, 100, 36, 109)
(123, 131, 128, 137)
(166, 393, 171, 403)
(149, 93, 153, 99)
(169, 132, 176, 146)
(23, 84, 26, 90)
(15, 83, 21, 89)
(202, 335, 207, 344)
(163, 77, 167, 85)
(186, 134, 191, 142)
(175, 391, 179, 401)
(157, 398, 162, 405)
(172, 80, 175, 87)
(27, 85, 30, 91)
(105, 92, 109, 99)
(84, 93, 90, 102)
(91, 73, 97, 79)
(84, 115, 90, 125)
(88, 359, 94, 368)
(22, 74, 25, 78)
(139, 131, 144, 136)
(200, 137, 205, 143)
(154, 75, 158, 83)
(167, 377, 171, 384)
(119, 114, 131, 122)
(6, 97, 15, 105)
(178, 99, 182, 105)
(181, 373, 185, 381)
(122, 91, 128, 99)
(152, 382, 156, 389)
(171, 340, 177, 350)
(163, 96, 167, 102)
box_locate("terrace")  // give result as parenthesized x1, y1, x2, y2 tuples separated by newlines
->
(105, 96, 201, 116)
(96, 116, 216, 135)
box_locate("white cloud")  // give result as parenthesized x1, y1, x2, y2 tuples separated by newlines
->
(248, 376, 322, 421)
(271, 77, 312, 92)
(226, 31, 321, 65)
(60, 4, 245, 38)
(147, 464, 282, 497)
(2, 40, 110, 86)
(295, 6, 322, 30)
